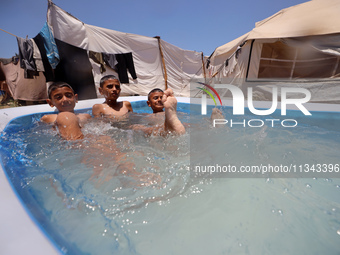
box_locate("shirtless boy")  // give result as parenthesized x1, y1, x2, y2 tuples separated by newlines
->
(146, 88, 223, 132)
(41, 82, 91, 140)
(132, 88, 186, 136)
(147, 88, 165, 114)
(92, 75, 133, 118)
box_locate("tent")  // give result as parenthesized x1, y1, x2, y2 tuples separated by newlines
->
(1, 1, 207, 101)
(46, 1, 206, 99)
(207, 0, 340, 103)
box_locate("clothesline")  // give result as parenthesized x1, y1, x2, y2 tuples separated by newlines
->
(0, 28, 19, 38)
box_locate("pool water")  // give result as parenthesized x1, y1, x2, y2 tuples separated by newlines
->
(1, 101, 340, 255)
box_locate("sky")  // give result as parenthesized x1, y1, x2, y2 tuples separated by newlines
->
(0, 0, 307, 58)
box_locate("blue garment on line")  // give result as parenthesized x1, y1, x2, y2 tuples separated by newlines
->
(39, 22, 59, 69)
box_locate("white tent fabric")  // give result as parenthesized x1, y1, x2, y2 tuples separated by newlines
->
(208, 0, 340, 103)
(47, 2, 205, 97)
(212, 0, 340, 60)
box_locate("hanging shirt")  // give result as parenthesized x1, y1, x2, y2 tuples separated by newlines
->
(102, 53, 118, 70)
(17, 37, 37, 78)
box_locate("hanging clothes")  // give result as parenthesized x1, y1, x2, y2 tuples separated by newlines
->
(89, 51, 106, 73)
(115, 53, 137, 83)
(102, 53, 118, 71)
(33, 33, 55, 82)
(31, 39, 45, 72)
(90, 51, 137, 84)
(39, 22, 60, 69)
(54, 39, 97, 100)
(16, 37, 38, 78)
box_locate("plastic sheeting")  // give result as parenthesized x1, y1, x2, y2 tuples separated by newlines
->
(47, 2, 206, 97)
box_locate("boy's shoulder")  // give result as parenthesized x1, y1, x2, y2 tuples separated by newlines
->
(41, 113, 58, 123)
(123, 100, 132, 106)
(123, 100, 133, 112)
(92, 102, 107, 113)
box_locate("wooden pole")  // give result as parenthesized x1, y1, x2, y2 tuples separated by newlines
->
(201, 52, 206, 80)
(154, 36, 168, 90)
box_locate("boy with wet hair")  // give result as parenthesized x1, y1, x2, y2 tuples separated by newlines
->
(132, 88, 186, 136)
(147, 88, 164, 113)
(41, 81, 91, 140)
(92, 75, 133, 118)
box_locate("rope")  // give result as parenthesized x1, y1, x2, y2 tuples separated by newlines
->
(0, 28, 18, 38)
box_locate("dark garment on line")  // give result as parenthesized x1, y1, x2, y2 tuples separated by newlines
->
(17, 37, 38, 79)
(53, 39, 97, 100)
(93, 52, 137, 83)
(89, 51, 106, 73)
(102, 53, 118, 71)
(33, 34, 55, 82)
(115, 53, 137, 83)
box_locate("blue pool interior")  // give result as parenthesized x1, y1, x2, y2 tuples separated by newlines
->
(1, 100, 340, 254)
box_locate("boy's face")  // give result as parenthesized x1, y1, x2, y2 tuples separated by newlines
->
(147, 91, 164, 113)
(47, 86, 78, 112)
(99, 79, 121, 101)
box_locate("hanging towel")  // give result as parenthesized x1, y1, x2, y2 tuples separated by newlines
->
(39, 22, 60, 69)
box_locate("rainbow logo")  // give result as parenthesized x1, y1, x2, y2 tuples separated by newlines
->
(196, 82, 222, 106)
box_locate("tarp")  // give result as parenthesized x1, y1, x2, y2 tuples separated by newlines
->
(213, 0, 340, 59)
(47, 2, 206, 98)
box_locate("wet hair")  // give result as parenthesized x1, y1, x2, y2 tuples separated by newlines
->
(148, 88, 164, 100)
(47, 82, 74, 99)
(99, 75, 119, 88)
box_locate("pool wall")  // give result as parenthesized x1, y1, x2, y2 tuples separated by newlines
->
(0, 96, 339, 254)
(0, 97, 149, 255)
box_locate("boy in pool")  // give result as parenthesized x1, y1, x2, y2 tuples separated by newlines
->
(92, 75, 133, 119)
(146, 87, 224, 130)
(147, 88, 165, 114)
(132, 88, 186, 136)
(41, 81, 159, 186)
(41, 82, 91, 140)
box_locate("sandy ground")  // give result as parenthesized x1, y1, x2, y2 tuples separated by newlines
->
(0, 94, 17, 109)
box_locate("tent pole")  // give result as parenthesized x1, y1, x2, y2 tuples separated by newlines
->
(155, 36, 168, 90)
(201, 52, 207, 81)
